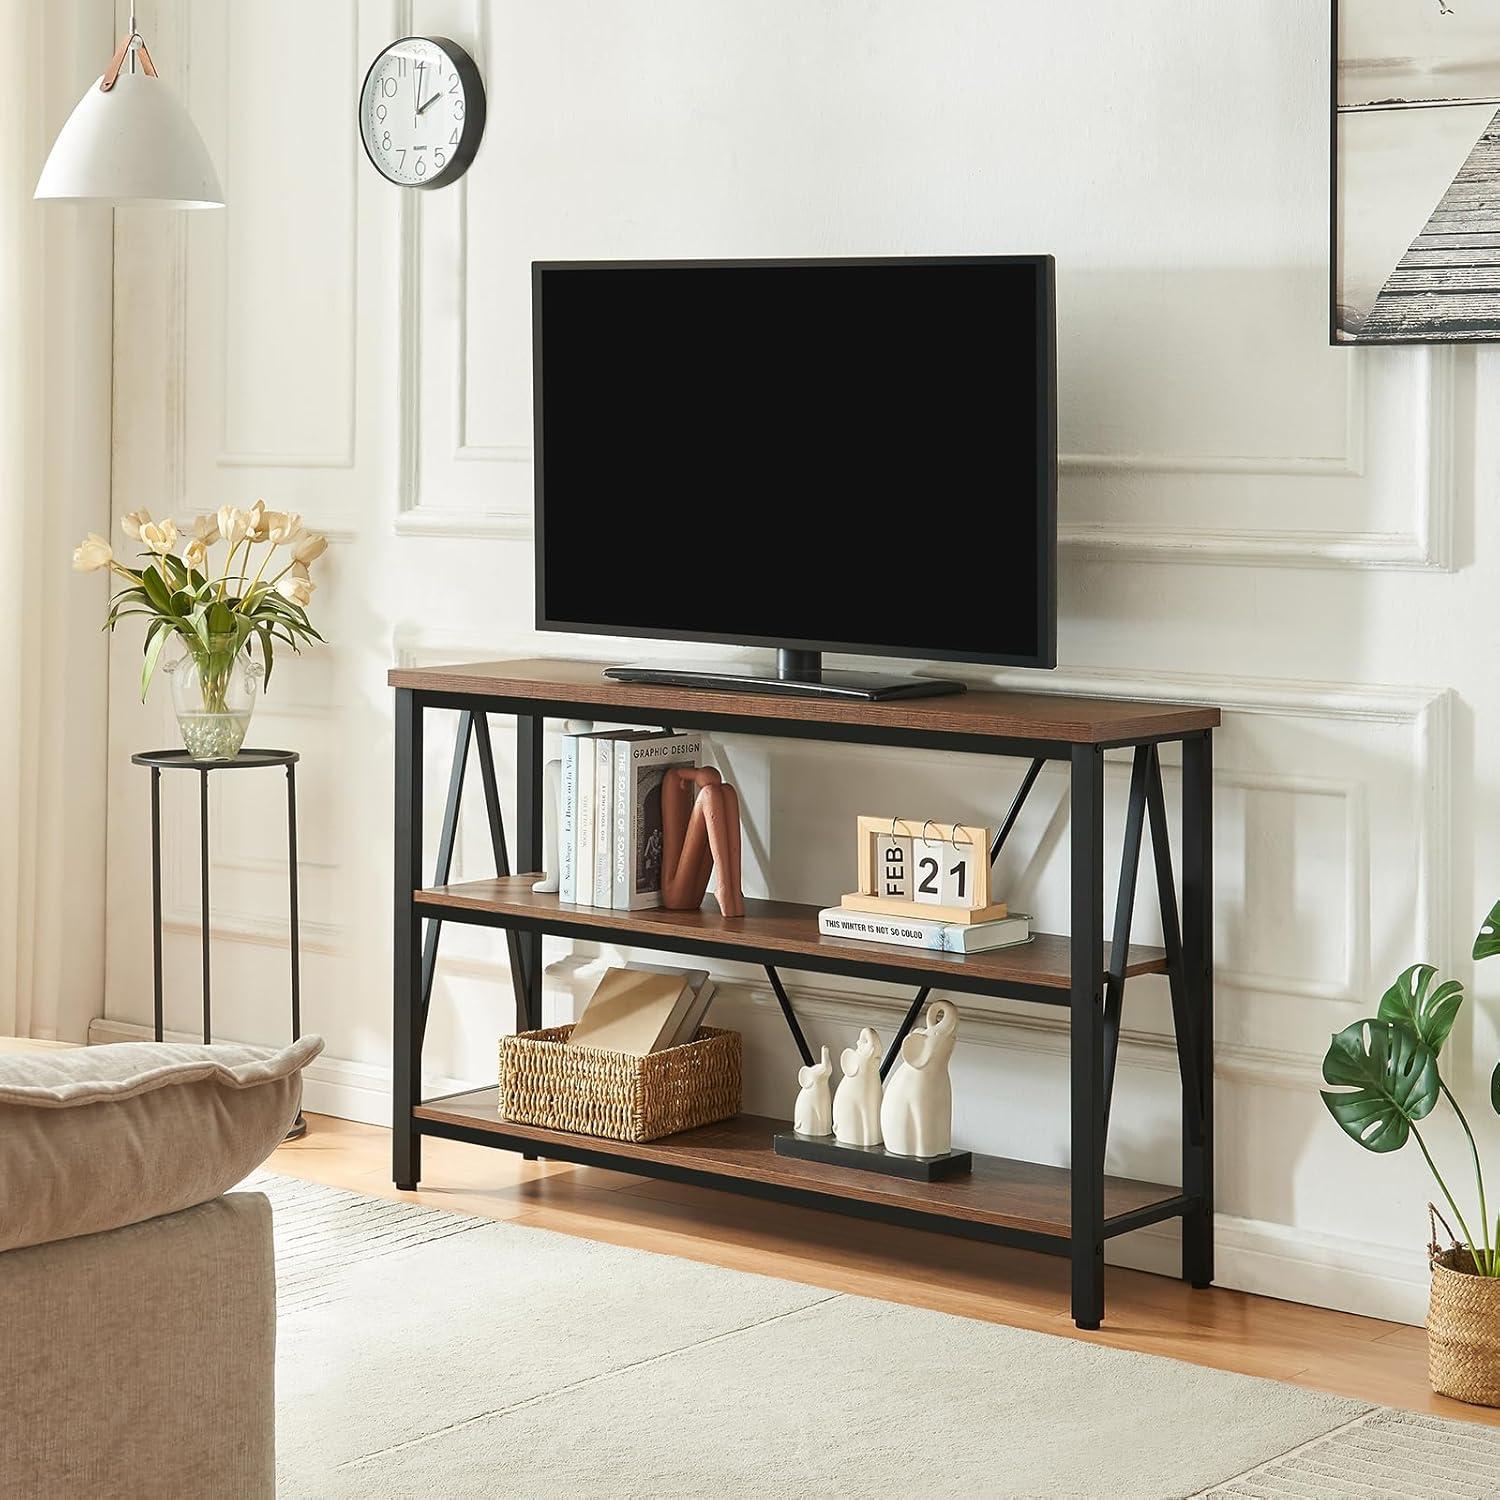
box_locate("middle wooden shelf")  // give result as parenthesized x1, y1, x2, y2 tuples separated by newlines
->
(414, 874, 1168, 1006)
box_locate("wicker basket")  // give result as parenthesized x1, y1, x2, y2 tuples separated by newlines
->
(498, 1025, 741, 1143)
(1428, 1205, 1500, 1407)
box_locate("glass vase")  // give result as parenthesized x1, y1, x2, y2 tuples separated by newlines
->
(164, 635, 263, 761)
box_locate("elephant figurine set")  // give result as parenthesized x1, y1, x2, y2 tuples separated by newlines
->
(792, 1002, 960, 1159)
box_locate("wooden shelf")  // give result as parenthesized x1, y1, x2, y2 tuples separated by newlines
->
(414, 876, 1168, 996)
(413, 1094, 1182, 1241)
(389, 656, 1221, 748)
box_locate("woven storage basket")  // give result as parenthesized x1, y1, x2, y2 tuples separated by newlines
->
(498, 1025, 741, 1143)
(1428, 1205, 1500, 1407)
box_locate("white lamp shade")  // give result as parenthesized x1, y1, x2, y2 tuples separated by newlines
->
(35, 70, 223, 208)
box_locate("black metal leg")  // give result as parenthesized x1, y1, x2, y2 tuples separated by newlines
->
(765, 966, 815, 1067)
(990, 756, 1046, 863)
(150, 767, 164, 1043)
(285, 763, 307, 1141)
(393, 689, 424, 1190)
(199, 770, 211, 1045)
(1181, 732, 1215, 1288)
(516, 715, 544, 1032)
(1102, 747, 1150, 1140)
(1070, 744, 1105, 1329)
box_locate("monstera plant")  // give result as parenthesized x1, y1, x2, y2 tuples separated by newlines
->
(1320, 900, 1500, 1276)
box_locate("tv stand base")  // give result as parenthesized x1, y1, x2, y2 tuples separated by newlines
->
(604, 654, 966, 702)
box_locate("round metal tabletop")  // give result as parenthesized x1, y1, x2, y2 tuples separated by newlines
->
(131, 748, 300, 770)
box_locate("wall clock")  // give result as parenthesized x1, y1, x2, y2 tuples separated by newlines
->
(358, 36, 485, 189)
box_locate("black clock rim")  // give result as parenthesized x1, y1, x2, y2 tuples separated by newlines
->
(358, 35, 486, 191)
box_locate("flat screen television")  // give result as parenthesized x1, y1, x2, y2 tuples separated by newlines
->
(534, 255, 1056, 700)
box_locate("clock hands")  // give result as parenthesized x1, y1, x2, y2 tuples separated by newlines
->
(417, 89, 443, 116)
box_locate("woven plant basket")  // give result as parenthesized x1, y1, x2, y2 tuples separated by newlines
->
(1428, 1204, 1500, 1407)
(498, 1024, 742, 1143)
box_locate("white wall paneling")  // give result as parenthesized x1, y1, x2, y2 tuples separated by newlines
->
(106, 1, 1496, 1325)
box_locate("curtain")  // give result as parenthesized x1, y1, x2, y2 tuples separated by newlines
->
(0, 0, 114, 1039)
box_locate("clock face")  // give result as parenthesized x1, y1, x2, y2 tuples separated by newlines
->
(359, 37, 485, 189)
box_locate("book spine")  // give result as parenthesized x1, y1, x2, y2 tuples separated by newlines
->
(817, 908, 947, 950)
(612, 742, 632, 910)
(576, 738, 596, 906)
(559, 736, 578, 903)
(594, 738, 614, 906)
(627, 734, 704, 910)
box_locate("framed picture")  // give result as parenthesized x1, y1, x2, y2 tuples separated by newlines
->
(1331, 0, 1500, 344)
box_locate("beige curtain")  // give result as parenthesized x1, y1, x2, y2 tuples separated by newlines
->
(0, 0, 114, 1039)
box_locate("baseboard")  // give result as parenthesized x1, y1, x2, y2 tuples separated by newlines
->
(86, 1018, 474, 1128)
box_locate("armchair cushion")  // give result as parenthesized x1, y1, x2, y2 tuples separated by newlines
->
(0, 1035, 321, 1252)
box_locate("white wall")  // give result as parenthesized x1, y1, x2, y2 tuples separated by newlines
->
(105, 0, 1496, 1324)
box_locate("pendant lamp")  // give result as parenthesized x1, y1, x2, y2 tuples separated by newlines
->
(34, 7, 223, 209)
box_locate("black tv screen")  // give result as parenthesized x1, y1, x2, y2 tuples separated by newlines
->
(534, 256, 1056, 669)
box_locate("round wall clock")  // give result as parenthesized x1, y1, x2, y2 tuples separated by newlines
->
(359, 36, 485, 189)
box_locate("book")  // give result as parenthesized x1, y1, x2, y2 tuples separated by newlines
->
(612, 732, 704, 910)
(574, 732, 601, 906)
(818, 906, 1031, 954)
(594, 737, 615, 905)
(566, 966, 695, 1056)
(623, 961, 716, 1047)
(559, 734, 580, 903)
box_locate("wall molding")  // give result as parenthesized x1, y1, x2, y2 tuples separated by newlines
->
(1060, 346, 1456, 572)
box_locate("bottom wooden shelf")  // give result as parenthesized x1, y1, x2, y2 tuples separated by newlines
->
(412, 1090, 1186, 1244)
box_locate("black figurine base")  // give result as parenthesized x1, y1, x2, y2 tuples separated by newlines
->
(773, 1131, 973, 1182)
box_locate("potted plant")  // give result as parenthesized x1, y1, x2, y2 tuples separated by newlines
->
(72, 502, 325, 761)
(1320, 901, 1500, 1405)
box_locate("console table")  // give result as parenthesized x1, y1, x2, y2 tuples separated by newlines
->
(389, 658, 1219, 1328)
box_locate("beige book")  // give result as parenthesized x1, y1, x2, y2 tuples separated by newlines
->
(566, 968, 694, 1056)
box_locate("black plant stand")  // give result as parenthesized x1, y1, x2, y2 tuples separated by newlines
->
(133, 747, 306, 1140)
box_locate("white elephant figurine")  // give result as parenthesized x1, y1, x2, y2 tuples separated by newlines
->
(880, 1001, 959, 1157)
(832, 1027, 883, 1148)
(793, 1046, 834, 1137)
(533, 720, 593, 894)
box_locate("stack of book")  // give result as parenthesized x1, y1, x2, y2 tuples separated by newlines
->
(560, 729, 703, 909)
(566, 963, 717, 1054)
(817, 905, 1031, 954)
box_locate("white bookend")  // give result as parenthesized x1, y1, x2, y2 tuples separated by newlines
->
(594, 737, 614, 905)
(559, 735, 579, 903)
(617, 733, 704, 910)
(575, 734, 598, 906)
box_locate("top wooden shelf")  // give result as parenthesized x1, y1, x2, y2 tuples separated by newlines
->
(388, 657, 1220, 747)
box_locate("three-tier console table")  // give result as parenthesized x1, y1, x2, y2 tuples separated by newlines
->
(389, 658, 1219, 1328)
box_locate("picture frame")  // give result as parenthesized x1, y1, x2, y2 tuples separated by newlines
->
(1331, 0, 1500, 345)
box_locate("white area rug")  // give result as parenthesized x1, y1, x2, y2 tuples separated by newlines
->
(238, 1173, 1500, 1499)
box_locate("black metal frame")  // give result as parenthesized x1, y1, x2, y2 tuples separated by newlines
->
(392, 688, 1214, 1328)
(135, 747, 306, 1138)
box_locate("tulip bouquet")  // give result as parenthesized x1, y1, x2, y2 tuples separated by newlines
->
(73, 501, 325, 758)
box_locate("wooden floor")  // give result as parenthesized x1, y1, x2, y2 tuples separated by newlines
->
(271, 1112, 1499, 1430)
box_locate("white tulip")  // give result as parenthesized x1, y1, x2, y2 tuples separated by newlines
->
(139, 518, 179, 555)
(184, 537, 208, 571)
(72, 533, 113, 572)
(120, 509, 152, 541)
(266, 511, 304, 546)
(292, 532, 327, 565)
(187, 513, 220, 544)
(215, 505, 249, 547)
(276, 569, 315, 607)
(246, 500, 269, 542)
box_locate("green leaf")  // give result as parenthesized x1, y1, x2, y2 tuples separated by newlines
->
(1376, 963, 1465, 1056)
(257, 625, 274, 689)
(1321, 1019, 1439, 1153)
(1492, 1060, 1500, 1116)
(138, 565, 172, 613)
(139, 621, 171, 702)
(1475, 900, 1500, 961)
